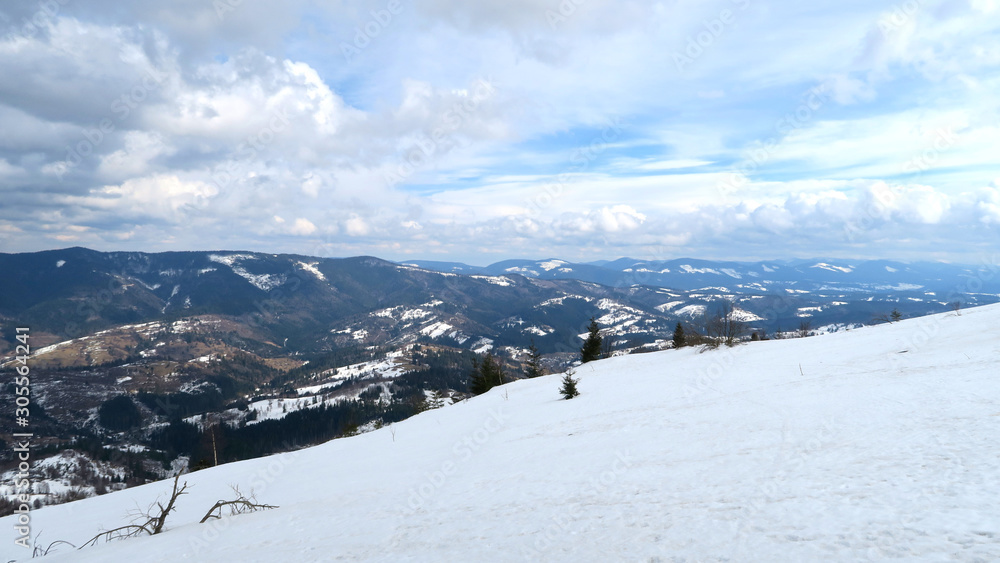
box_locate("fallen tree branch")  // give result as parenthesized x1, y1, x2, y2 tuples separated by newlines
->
(79, 473, 188, 549)
(199, 486, 278, 523)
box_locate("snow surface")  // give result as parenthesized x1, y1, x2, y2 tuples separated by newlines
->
(295, 261, 327, 282)
(680, 264, 721, 275)
(208, 254, 286, 291)
(812, 262, 854, 273)
(538, 260, 567, 271)
(6, 304, 1000, 562)
(470, 275, 515, 286)
(675, 303, 707, 318)
(655, 300, 684, 312)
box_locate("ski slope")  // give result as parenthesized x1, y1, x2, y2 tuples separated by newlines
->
(5, 304, 1000, 562)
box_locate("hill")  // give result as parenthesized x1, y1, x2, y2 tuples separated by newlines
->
(5, 303, 999, 561)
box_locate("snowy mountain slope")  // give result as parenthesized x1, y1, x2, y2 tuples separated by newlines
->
(410, 255, 1000, 298)
(6, 304, 1000, 562)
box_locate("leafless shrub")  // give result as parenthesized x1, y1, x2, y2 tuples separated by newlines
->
(871, 312, 891, 324)
(33, 474, 279, 558)
(797, 320, 812, 338)
(80, 473, 188, 548)
(199, 485, 278, 523)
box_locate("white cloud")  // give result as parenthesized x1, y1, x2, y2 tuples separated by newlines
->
(1, 2, 999, 263)
(96, 174, 217, 214)
(561, 205, 647, 234)
(345, 215, 371, 237)
(289, 218, 317, 236)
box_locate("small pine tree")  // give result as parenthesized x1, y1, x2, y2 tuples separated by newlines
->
(890, 308, 902, 322)
(559, 370, 580, 400)
(672, 322, 686, 349)
(525, 340, 544, 378)
(580, 317, 603, 363)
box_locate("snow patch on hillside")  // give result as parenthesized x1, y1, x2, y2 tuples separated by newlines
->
(675, 304, 707, 317)
(680, 264, 720, 275)
(295, 261, 326, 281)
(655, 301, 684, 312)
(471, 275, 515, 286)
(812, 262, 853, 273)
(730, 307, 763, 322)
(208, 254, 286, 291)
(420, 321, 454, 339)
(505, 266, 540, 276)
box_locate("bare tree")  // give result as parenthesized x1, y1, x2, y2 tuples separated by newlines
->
(950, 301, 962, 316)
(797, 320, 812, 338)
(600, 336, 615, 359)
(705, 301, 747, 347)
(871, 312, 891, 325)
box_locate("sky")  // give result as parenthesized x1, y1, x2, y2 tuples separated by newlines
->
(0, 0, 998, 265)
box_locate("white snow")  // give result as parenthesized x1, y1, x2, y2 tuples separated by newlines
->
(729, 307, 763, 322)
(538, 259, 567, 271)
(655, 300, 684, 312)
(296, 355, 408, 395)
(56, 260, 66, 268)
(719, 268, 742, 279)
(811, 262, 854, 273)
(886, 266, 898, 272)
(675, 304, 707, 318)
(470, 275, 515, 286)
(504, 266, 540, 276)
(537, 295, 592, 308)
(8, 304, 1000, 562)
(420, 321, 453, 339)
(680, 264, 721, 275)
(470, 337, 495, 354)
(208, 254, 286, 291)
(295, 261, 327, 281)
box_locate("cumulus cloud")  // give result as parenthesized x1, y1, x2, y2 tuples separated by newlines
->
(96, 174, 218, 214)
(561, 205, 647, 234)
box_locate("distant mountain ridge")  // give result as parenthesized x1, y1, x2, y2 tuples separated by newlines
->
(401, 256, 999, 295)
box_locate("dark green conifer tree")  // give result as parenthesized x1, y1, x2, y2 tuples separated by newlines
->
(469, 352, 505, 395)
(559, 370, 580, 400)
(672, 322, 686, 349)
(525, 340, 544, 378)
(580, 318, 603, 363)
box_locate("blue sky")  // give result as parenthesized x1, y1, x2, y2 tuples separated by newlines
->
(0, 0, 998, 265)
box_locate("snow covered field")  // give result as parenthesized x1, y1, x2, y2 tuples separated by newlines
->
(4, 304, 999, 562)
